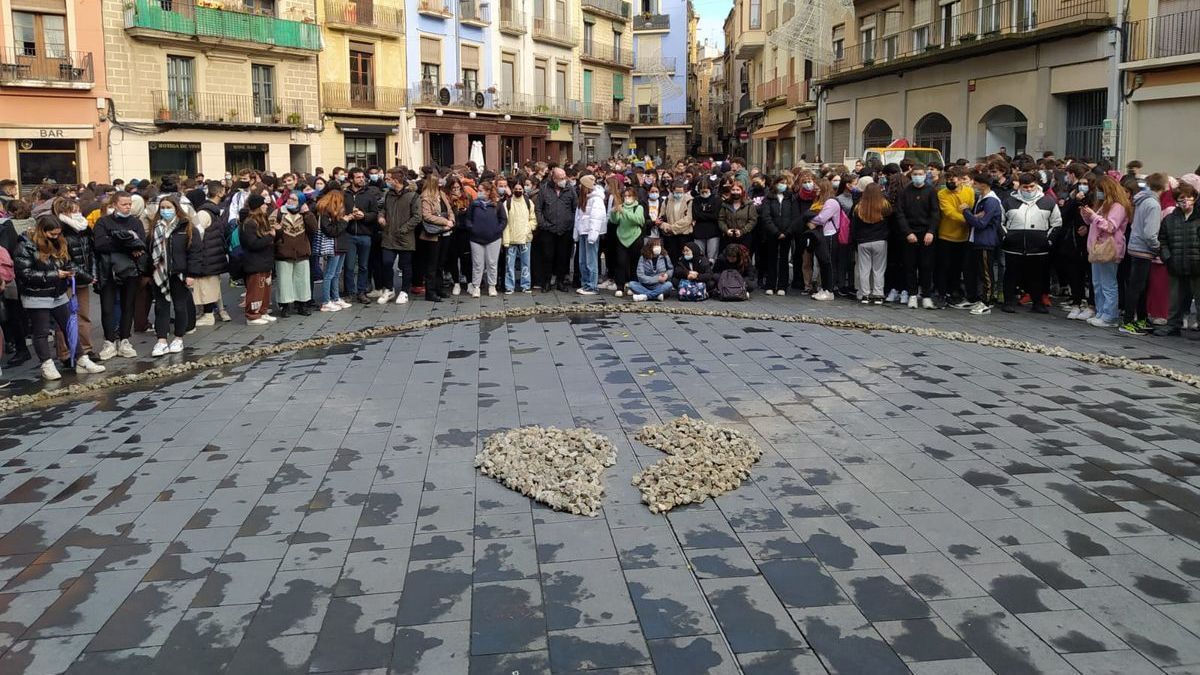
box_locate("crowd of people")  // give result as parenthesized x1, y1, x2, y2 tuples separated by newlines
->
(1, 148, 1198, 383)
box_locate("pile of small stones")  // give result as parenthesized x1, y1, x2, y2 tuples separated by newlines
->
(632, 416, 763, 514)
(475, 426, 617, 516)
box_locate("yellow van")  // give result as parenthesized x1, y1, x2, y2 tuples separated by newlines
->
(863, 147, 945, 167)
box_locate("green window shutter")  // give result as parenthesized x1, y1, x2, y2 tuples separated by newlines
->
(612, 73, 624, 101)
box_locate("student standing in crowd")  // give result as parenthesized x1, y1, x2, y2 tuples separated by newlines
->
(93, 192, 144, 360)
(691, 177, 722, 261)
(420, 172, 456, 303)
(1001, 172, 1062, 314)
(51, 197, 96, 365)
(805, 179, 839, 301)
(465, 178, 506, 298)
(1156, 184, 1200, 336)
(1082, 175, 1130, 328)
(239, 195, 276, 325)
(502, 180, 535, 295)
(343, 168, 381, 304)
(895, 164, 942, 309)
(660, 180, 693, 264)
(379, 168, 420, 305)
(853, 183, 892, 304)
(534, 167, 578, 292)
(189, 182, 231, 325)
(962, 170, 1003, 315)
(719, 181, 756, 250)
(938, 166, 975, 308)
(272, 191, 318, 317)
(574, 174, 606, 296)
(760, 174, 796, 295)
(147, 196, 199, 355)
(1121, 173, 1166, 334)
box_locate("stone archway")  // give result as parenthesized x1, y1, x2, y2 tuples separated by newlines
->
(979, 105, 1027, 158)
(862, 118, 893, 151)
(913, 112, 952, 160)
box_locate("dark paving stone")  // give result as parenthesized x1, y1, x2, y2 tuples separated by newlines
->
(684, 547, 760, 578)
(308, 592, 401, 673)
(646, 634, 741, 675)
(390, 620, 470, 674)
(547, 623, 652, 671)
(625, 567, 720, 640)
(470, 579, 546, 655)
(396, 556, 473, 626)
(791, 606, 910, 675)
(873, 617, 976, 662)
(759, 558, 849, 608)
(541, 558, 638, 630)
(468, 649, 550, 675)
(700, 577, 806, 653)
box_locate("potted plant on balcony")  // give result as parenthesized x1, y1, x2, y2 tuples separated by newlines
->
(487, 85, 497, 94)
(271, 104, 282, 124)
(286, 111, 302, 126)
(156, 106, 171, 121)
(228, 108, 239, 121)
(454, 82, 464, 89)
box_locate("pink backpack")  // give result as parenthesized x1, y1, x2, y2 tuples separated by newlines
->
(0, 246, 13, 284)
(836, 207, 852, 246)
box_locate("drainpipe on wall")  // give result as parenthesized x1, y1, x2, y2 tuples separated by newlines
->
(1108, 0, 1126, 165)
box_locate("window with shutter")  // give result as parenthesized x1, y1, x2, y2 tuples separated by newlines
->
(612, 72, 624, 100)
(420, 37, 441, 65)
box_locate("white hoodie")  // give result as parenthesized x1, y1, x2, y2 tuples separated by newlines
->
(574, 185, 607, 243)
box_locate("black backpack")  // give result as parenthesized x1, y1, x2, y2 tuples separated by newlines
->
(717, 269, 747, 301)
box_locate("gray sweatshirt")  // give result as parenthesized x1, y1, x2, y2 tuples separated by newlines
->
(1127, 191, 1162, 258)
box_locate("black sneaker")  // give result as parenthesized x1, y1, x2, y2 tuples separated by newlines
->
(295, 302, 311, 316)
(1001, 303, 1016, 314)
(6, 350, 31, 367)
(279, 304, 291, 318)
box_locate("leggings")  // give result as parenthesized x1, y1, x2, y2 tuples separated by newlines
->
(100, 281, 139, 341)
(152, 277, 194, 340)
(29, 302, 80, 363)
(1123, 257, 1151, 324)
(797, 230, 833, 292)
(613, 237, 644, 288)
(420, 237, 442, 295)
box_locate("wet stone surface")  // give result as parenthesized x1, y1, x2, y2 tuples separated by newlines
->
(1, 308, 1200, 673)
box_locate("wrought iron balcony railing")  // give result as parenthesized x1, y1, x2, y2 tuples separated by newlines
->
(124, 0, 322, 52)
(582, 0, 631, 20)
(324, 0, 403, 33)
(498, 5, 527, 33)
(0, 48, 93, 88)
(322, 82, 406, 111)
(152, 90, 307, 128)
(532, 17, 577, 45)
(633, 13, 669, 30)
(1125, 9, 1200, 62)
(459, 0, 490, 25)
(582, 40, 634, 68)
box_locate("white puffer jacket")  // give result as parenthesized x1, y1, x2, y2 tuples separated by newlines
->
(574, 185, 608, 243)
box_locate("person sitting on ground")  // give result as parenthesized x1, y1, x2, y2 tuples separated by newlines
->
(629, 238, 673, 302)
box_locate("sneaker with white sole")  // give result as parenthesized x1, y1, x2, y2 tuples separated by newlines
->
(599, 280, 617, 291)
(151, 341, 169, 357)
(262, 314, 278, 322)
(1087, 316, 1117, 328)
(907, 296, 919, 309)
(777, 289, 786, 297)
(98, 340, 118, 361)
(900, 291, 910, 305)
(247, 317, 270, 325)
(970, 302, 992, 315)
(117, 339, 137, 358)
(469, 285, 481, 298)
(765, 289, 774, 296)
(366, 289, 382, 299)
(576, 288, 597, 296)
(452, 284, 462, 296)
(218, 310, 232, 322)
(377, 289, 395, 304)
(168, 338, 184, 353)
(615, 290, 624, 297)
(321, 302, 340, 312)
(40, 359, 61, 381)
(632, 294, 648, 302)
(336, 299, 352, 309)
(861, 296, 870, 304)
(394, 291, 409, 304)
(75, 355, 106, 374)
(1075, 307, 1095, 321)
(951, 300, 975, 310)
(922, 297, 936, 310)
(885, 289, 899, 303)
(195, 313, 215, 327)
(488, 287, 498, 297)
(1066, 307, 1081, 320)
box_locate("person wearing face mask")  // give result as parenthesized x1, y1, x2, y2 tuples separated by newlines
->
(1155, 184, 1200, 336)
(465, 178, 508, 298)
(660, 180, 693, 264)
(936, 166, 975, 309)
(1000, 172, 1063, 314)
(760, 176, 797, 295)
(502, 181, 536, 294)
(609, 187, 647, 296)
(691, 177, 722, 260)
(342, 168, 382, 304)
(239, 194, 278, 324)
(147, 197, 201, 356)
(960, 171, 1003, 315)
(630, 238, 674, 301)
(189, 181, 232, 325)
(15, 214, 106, 379)
(572, 175, 606, 296)
(271, 190, 318, 317)
(644, 183, 665, 238)
(719, 183, 757, 250)
(673, 241, 715, 300)
(1081, 174, 1130, 328)
(1058, 165, 1094, 319)
(893, 166, 941, 309)
(533, 167, 578, 292)
(49, 197, 96, 366)
(379, 168, 420, 305)
(93, 192, 148, 360)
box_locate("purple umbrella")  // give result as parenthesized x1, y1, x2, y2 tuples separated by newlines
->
(66, 276, 79, 368)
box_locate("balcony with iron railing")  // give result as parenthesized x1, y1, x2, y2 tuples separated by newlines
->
(754, 76, 786, 105)
(417, 0, 454, 18)
(582, 40, 634, 68)
(151, 90, 307, 128)
(582, 0, 631, 20)
(124, 0, 322, 53)
(582, 101, 635, 123)
(408, 81, 584, 118)
(459, 0, 490, 26)
(322, 82, 407, 112)
(786, 79, 811, 107)
(734, 22, 765, 58)
(1124, 9, 1200, 65)
(532, 18, 577, 46)
(498, 5, 527, 33)
(0, 49, 93, 89)
(634, 109, 688, 125)
(633, 13, 670, 30)
(324, 0, 403, 35)
(632, 55, 677, 73)
(824, 0, 1110, 83)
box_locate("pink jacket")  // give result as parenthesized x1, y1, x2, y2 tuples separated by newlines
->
(1085, 202, 1128, 262)
(810, 199, 843, 237)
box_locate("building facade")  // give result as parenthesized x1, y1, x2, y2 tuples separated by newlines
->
(1119, 0, 1200, 176)
(1, 0, 109, 191)
(816, 0, 1115, 165)
(104, 0, 323, 179)
(317, 0, 407, 172)
(630, 0, 690, 161)
(693, 45, 723, 155)
(579, 0, 634, 160)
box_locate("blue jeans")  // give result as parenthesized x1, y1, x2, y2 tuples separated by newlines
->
(505, 243, 531, 291)
(578, 238, 600, 291)
(344, 234, 372, 295)
(1092, 261, 1119, 322)
(629, 280, 673, 299)
(321, 254, 345, 304)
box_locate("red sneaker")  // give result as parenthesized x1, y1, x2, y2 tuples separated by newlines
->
(1019, 293, 1031, 305)
(412, 285, 426, 295)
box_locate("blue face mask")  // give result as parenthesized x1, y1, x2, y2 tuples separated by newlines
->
(911, 175, 926, 187)
(1078, 185, 1089, 196)
(776, 184, 787, 194)
(683, 253, 693, 261)
(1095, 190, 1105, 201)
(286, 203, 300, 213)
(159, 209, 175, 221)
(1019, 190, 1038, 201)
(672, 192, 683, 200)
(880, 177, 889, 186)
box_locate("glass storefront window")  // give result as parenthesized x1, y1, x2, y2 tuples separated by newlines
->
(17, 138, 77, 191)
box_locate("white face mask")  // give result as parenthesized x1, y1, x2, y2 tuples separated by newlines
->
(652, 245, 662, 256)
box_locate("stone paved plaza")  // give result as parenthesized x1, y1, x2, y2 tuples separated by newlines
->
(2, 294, 1200, 674)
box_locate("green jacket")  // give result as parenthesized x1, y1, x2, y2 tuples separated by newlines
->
(610, 202, 646, 248)
(1159, 206, 1200, 277)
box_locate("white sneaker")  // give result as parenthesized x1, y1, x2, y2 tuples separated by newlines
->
(576, 288, 597, 296)
(377, 289, 395, 304)
(218, 310, 232, 322)
(151, 341, 169, 357)
(765, 289, 774, 296)
(615, 290, 624, 297)
(117, 339, 137, 358)
(776, 289, 786, 297)
(366, 289, 382, 299)
(1087, 316, 1117, 328)
(336, 299, 353, 309)
(885, 289, 899, 303)
(1067, 307, 1081, 320)
(599, 280, 617, 291)
(40, 359, 61, 381)
(394, 291, 409, 304)
(907, 296, 919, 309)
(195, 313, 215, 327)
(1076, 307, 1095, 321)
(263, 314, 278, 322)
(632, 294, 648, 302)
(320, 302, 340, 312)
(922, 297, 936, 310)
(656, 294, 666, 301)
(98, 340, 118, 361)
(247, 317, 270, 325)
(75, 355, 106, 374)
(168, 338, 183, 354)
(504, 290, 514, 295)
(469, 285, 481, 298)
(488, 287, 498, 297)
(900, 291, 910, 305)
(452, 284, 462, 296)
(970, 302, 992, 315)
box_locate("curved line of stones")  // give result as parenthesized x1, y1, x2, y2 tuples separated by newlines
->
(3, 303, 1197, 415)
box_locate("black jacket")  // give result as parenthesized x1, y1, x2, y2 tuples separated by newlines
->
(62, 221, 95, 286)
(691, 191, 721, 240)
(853, 210, 894, 244)
(672, 242, 716, 285)
(194, 201, 228, 276)
(760, 193, 800, 238)
(319, 212, 352, 253)
(344, 185, 382, 236)
(13, 233, 73, 298)
(167, 223, 203, 277)
(895, 183, 942, 237)
(93, 212, 148, 285)
(239, 219, 276, 275)
(534, 182, 577, 235)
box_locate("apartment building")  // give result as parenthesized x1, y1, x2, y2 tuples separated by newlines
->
(816, 0, 1114, 165)
(104, 0, 323, 179)
(578, 0, 634, 160)
(630, 0, 690, 161)
(1119, 0, 1200, 175)
(693, 45, 723, 155)
(1, 0, 109, 191)
(317, 0, 407, 171)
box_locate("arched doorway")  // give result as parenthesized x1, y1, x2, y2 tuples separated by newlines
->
(913, 113, 952, 159)
(862, 119, 893, 151)
(979, 105, 1027, 158)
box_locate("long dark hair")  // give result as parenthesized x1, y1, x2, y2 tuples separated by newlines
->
(32, 214, 69, 264)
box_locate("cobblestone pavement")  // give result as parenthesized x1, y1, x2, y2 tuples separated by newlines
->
(1, 293, 1200, 674)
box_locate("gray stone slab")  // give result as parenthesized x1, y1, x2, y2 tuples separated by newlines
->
(547, 623, 653, 672)
(541, 557, 638, 630)
(700, 576, 807, 653)
(625, 566, 720, 640)
(1062, 585, 1200, 667)
(930, 595, 1078, 674)
(470, 579, 546, 656)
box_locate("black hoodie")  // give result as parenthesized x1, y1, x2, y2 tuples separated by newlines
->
(673, 242, 715, 286)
